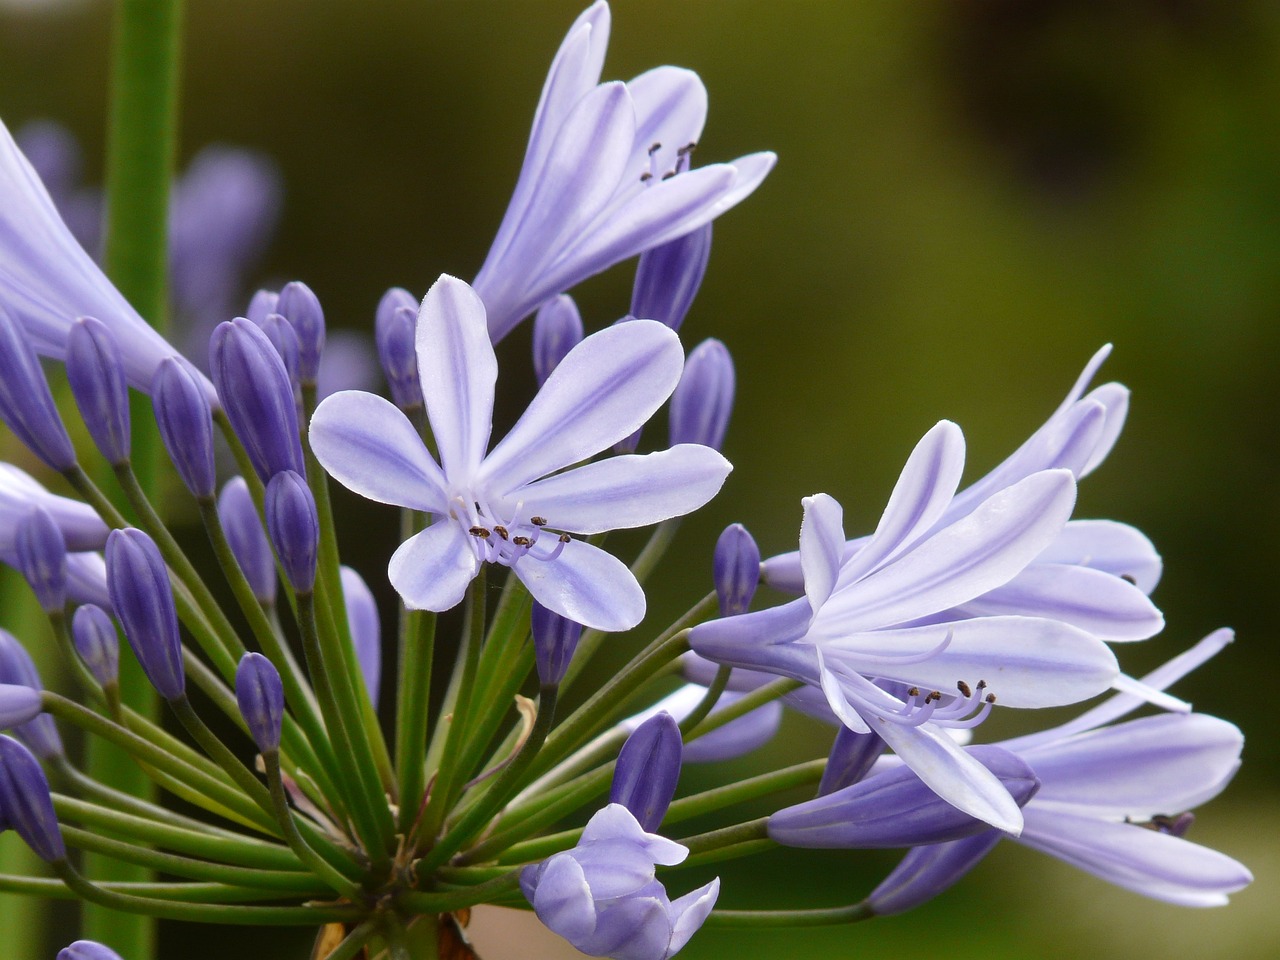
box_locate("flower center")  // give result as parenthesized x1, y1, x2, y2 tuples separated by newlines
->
(639, 141, 698, 184)
(452, 496, 571, 568)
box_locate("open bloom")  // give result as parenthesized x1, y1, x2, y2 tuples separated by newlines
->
(311, 274, 730, 631)
(472, 1, 775, 341)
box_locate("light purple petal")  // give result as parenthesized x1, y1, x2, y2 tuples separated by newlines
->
(1078, 382, 1129, 476)
(624, 67, 708, 186)
(310, 390, 448, 512)
(1037, 519, 1162, 594)
(387, 521, 478, 613)
(0, 462, 107, 552)
(586, 895, 670, 960)
(579, 804, 687, 866)
(799, 493, 845, 613)
(532, 854, 597, 943)
(689, 596, 814, 664)
(666, 878, 720, 956)
(514, 538, 645, 632)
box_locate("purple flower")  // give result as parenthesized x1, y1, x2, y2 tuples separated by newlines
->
(471, 2, 775, 341)
(341, 565, 382, 705)
(713, 523, 759, 618)
(621, 683, 781, 764)
(533, 294, 584, 386)
(521, 803, 719, 960)
(0, 631, 62, 758)
(532, 601, 584, 686)
(611, 712, 682, 832)
(58, 941, 126, 960)
(310, 274, 731, 631)
(71, 605, 119, 689)
(630, 224, 712, 331)
(0, 462, 107, 555)
(235, 652, 285, 754)
(217, 476, 276, 606)
(0, 733, 65, 862)
(106, 528, 184, 701)
(264, 470, 319, 594)
(0, 682, 43, 731)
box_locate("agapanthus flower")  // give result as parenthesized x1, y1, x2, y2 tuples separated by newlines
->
(311, 274, 731, 631)
(472, 1, 775, 341)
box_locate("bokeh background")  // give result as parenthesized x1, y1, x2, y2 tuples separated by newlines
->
(1, 0, 1276, 957)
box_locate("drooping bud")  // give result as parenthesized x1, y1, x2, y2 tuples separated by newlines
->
(531, 601, 582, 687)
(713, 523, 759, 617)
(235, 652, 284, 753)
(0, 734, 65, 861)
(0, 684, 42, 731)
(15, 506, 68, 614)
(57, 941, 127, 960)
(817, 727, 884, 796)
(260, 313, 301, 394)
(631, 223, 713, 331)
(609, 711, 683, 832)
(669, 338, 734, 450)
(276, 281, 325, 385)
(245, 288, 279, 326)
(66, 317, 131, 465)
(0, 303, 75, 471)
(341, 566, 381, 705)
(151, 357, 216, 499)
(217, 477, 277, 606)
(265, 470, 318, 593)
(532, 294, 583, 386)
(0, 632, 62, 758)
(376, 305, 422, 412)
(210, 317, 305, 482)
(71, 604, 119, 689)
(866, 832, 1004, 915)
(105, 528, 184, 700)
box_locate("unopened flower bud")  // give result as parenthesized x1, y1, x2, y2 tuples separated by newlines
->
(71, 604, 119, 689)
(631, 223, 713, 331)
(0, 734, 65, 862)
(0, 683, 42, 731)
(532, 601, 582, 687)
(276, 281, 325, 385)
(235, 652, 284, 753)
(106, 528, 184, 700)
(713, 523, 759, 617)
(669, 338, 734, 450)
(66, 317, 131, 465)
(532, 294, 583, 386)
(58, 941, 126, 960)
(15, 506, 67, 613)
(817, 727, 884, 796)
(341, 566, 381, 705)
(265, 470, 318, 593)
(246, 288, 279, 326)
(0, 632, 61, 758)
(866, 832, 1003, 915)
(261, 313, 301, 394)
(217, 477, 276, 606)
(152, 357, 216, 499)
(610, 711, 682, 832)
(0, 303, 75, 471)
(376, 305, 422, 412)
(375, 287, 418, 341)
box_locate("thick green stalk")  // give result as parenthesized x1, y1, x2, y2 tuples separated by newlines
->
(703, 902, 874, 928)
(395, 609, 436, 834)
(262, 751, 364, 899)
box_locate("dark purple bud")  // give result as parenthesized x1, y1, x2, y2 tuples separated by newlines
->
(610, 711, 682, 832)
(713, 523, 759, 618)
(0, 734, 65, 861)
(276, 281, 325, 385)
(265, 471, 318, 593)
(532, 295, 583, 386)
(341, 566, 381, 705)
(374, 286, 417, 341)
(261, 313, 301, 393)
(217, 477, 277, 606)
(817, 727, 884, 796)
(235, 653, 284, 753)
(151, 357, 216, 499)
(72, 604, 119, 689)
(246, 289, 279, 326)
(0, 303, 75, 471)
(631, 223, 713, 331)
(0, 632, 62, 758)
(105, 529, 184, 700)
(15, 506, 67, 613)
(210, 317, 305, 483)
(66, 317, 131, 465)
(867, 831, 1003, 915)
(58, 941, 127, 960)
(376, 305, 423, 412)
(532, 601, 582, 687)
(669, 338, 734, 450)
(769, 746, 1039, 849)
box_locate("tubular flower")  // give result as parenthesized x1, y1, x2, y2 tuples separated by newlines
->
(311, 274, 731, 632)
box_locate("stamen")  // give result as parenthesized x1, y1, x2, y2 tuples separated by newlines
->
(957, 680, 972, 698)
(493, 525, 509, 541)
(530, 516, 547, 526)
(469, 526, 490, 539)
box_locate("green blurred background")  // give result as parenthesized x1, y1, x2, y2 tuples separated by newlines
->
(1, 0, 1276, 957)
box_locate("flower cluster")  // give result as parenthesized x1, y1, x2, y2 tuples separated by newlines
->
(0, 3, 1250, 960)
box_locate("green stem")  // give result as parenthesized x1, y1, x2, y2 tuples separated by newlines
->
(678, 664, 731, 736)
(393, 871, 522, 915)
(664, 759, 826, 826)
(395, 609, 436, 835)
(167, 695, 276, 817)
(703, 902, 874, 928)
(0, 875, 327, 904)
(678, 817, 770, 856)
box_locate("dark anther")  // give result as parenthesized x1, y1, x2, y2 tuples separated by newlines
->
(640, 171, 653, 182)
(474, 501, 483, 513)
(512, 536, 532, 547)
(677, 141, 697, 155)
(661, 171, 676, 180)
(985, 693, 997, 704)
(531, 516, 547, 526)
(907, 687, 920, 697)
(559, 533, 572, 543)
(1121, 574, 1137, 585)
(469, 526, 490, 538)
(976, 680, 987, 690)
(493, 525, 509, 540)
(957, 680, 972, 698)
(648, 142, 662, 155)
(925, 690, 942, 703)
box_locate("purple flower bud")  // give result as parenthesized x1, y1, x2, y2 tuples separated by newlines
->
(532, 601, 583, 687)
(106, 529, 184, 700)
(246, 289, 279, 326)
(610, 712, 683, 832)
(276, 281, 325, 385)
(0, 683, 43, 731)
(260, 313, 301, 393)
(631, 224, 713, 331)
(532, 295, 584, 386)
(66, 317, 132, 465)
(817, 727, 884, 796)
(217, 477, 276, 606)
(769, 746, 1039, 849)
(713, 523, 759, 617)
(0, 303, 75, 471)
(376, 305, 422, 412)
(866, 832, 1003, 915)
(374, 287, 417, 341)
(15, 506, 67, 613)
(210, 317, 305, 483)
(669, 338, 734, 451)
(0, 632, 62, 758)
(58, 941, 126, 960)
(341, 566, 381, 705)
(151, 357, 216, 499)
(235, 652, 284, 753)
(265, 471, 318, 593)
(0, 734, 65, 861)
(71, 604, 119, 688)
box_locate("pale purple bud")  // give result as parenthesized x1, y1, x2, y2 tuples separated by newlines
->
(217, 477, 276, 606)
(15, 506, 67, 613)
(276, 281, 325, 385)
(713, 523, 759, 617)
(0, 734, 65, 861)
(0, 303, 75, 471)
(0, 684, 42, 730)
(769, 746, 1039, 849)
(71, 604, 119, 689)
(58, 941, 127, 960)
(106, 528, 184, 700)
(374, 287, 417, 341)
(210, 317, 305, 482)
(376, 305, 422, 412)
(631, 224, 713, 331)
(867, 832, 1003, 915)
(817, 727, 884, 797)
(532, 295, 584, 386)
(532, 601, 582, 687)
(151, 357, 216, 499)
(669, 338, 734, 451)
(0, 632, 61, 758)
(260, 313, 301, 393)
(265, 470, 318, 593)
(610, 712, 683, 832)
(235, 653, 284, 753)
(66, 317, 131, 465)
(246, 289, 279, 326)
(341, 566, 381, 706)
